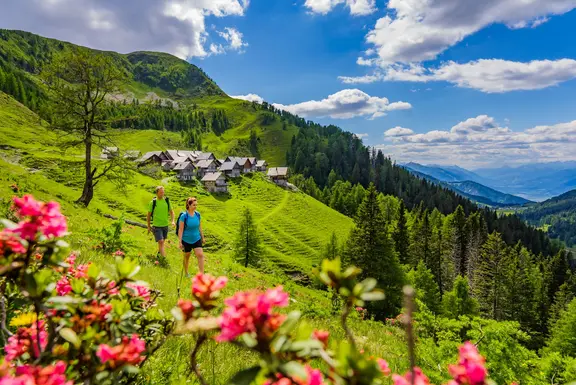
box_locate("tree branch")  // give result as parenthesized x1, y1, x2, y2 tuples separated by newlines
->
(190, 333, 208, 385)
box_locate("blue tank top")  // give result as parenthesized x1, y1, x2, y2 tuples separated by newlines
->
(179, 211, 201, 244)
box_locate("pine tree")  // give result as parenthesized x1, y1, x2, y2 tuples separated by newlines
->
(347, 184, 404, 317)
(442, 275, 479, 319)
(547, 297, 576, 356)
(474, 232, 509, 320)
(249, 129, 259, 157)
(411, 261, 442, 314)
(234, 208, 261, 268)
(449, 206, 469, 276)
(393, 200, 410, 264)
(322, 231, 340, 261)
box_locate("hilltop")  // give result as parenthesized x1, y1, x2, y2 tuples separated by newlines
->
(0, 29, 298, 165)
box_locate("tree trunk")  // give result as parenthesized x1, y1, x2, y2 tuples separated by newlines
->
(76, 136, 94, 207)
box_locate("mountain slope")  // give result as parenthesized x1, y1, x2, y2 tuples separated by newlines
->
(447, 181, 532, 206)
(0, 91, 352, 278)
(473, 162, 576, 201)
(403, 162, 484, 183)
(402, 164, 530, 206)
(520, 189, 576, 246)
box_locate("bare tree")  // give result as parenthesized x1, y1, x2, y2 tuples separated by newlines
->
(41, 48, 132, 206)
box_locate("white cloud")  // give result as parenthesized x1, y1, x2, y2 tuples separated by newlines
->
(385, 127, 415, 137)
(231, 93, 264, 103)
(0, 0, 249, 59)
(354, 133, 369, 139)
(379, 115, 576, 167)
(342, 59, 576, 92)
(361, 0, 576, 65)
(304, 0, 376, 15)
(272, 89, 411, 119)
(218, 27, 248, 51)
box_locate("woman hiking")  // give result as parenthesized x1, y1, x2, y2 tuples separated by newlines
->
(178, 197, 206, 277)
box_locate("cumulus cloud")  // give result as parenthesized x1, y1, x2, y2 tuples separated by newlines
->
(0, 0, 249, 59)
(272, 89, 411, 119)
(385, 127, 414, 137)
(361, 0, 576, 65)
(218, 27, 248, 51)
(354, 133, 369, 139)
(378, 115, 576, 167)
(231, 94, 264, 103)
(341, 59, 576, 92)
(304, 0, 376, 16)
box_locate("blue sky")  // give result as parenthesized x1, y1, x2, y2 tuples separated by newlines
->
(2, 0, 576, 168)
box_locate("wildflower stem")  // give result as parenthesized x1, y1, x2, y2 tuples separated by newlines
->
(191, 333, 208, 385)
(0, 280, 12, 340)
(341, 301, 356, 351)
(403, 286, 416, 385)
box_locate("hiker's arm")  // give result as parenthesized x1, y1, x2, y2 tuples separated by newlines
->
(178, 220, 184, 249)
(146, 212, 151, 233)
(170, 209, 175, 227)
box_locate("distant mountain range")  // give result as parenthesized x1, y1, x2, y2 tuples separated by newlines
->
(402, 162, 576, 203)
(403, 163, 532, 207)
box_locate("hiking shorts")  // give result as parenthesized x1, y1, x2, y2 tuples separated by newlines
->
(182, 239, 203, 253)
(152, 226, 169, 242)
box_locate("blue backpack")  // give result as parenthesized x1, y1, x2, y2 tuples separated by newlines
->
(175, 211, 200, 237)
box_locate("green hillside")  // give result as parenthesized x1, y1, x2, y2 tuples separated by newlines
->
(519, 190, 576, 246)
(0, 29, 298, 166)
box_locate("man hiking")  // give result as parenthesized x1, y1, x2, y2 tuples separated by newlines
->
(147, 186, 175, 261)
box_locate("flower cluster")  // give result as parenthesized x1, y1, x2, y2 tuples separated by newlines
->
(9, 195, 67, 241)
(192, 273, 228, 309)
(0, 360, 72, 385)
(126, 282, 151, 302)
(264, 365, 325, 385)
(393, 367, 431, 385)
(0, 231, 26, 256)
(4, 320, 48, 361)
(447, 342, 488, 385)
(217, 286, 289, 343)
(96, 334, 146, 369)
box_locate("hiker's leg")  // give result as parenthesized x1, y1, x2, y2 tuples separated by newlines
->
(159, 227, 168, 257)
(183, 252, 191, 275)
(193, 248, 205, 274)
(158, 239, 165, 257)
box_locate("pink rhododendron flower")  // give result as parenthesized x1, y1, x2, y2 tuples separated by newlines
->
(10, 196, 67, 241)
(126, 283, 151, 301)
(56, 276, 72, 296)
(192, 273, 228, 303)
(377, 358, 391, 376)
(107, 281, 120, 295)
(0, 231, 27, 255)
(96, 334, 146, 369)
(217, 286, 289, 343)
(178, 299, 195, 321)
(393, 367, 431, 385)
(448, 342, 488, 385)
(65, 254, 77, 266)
(263, 366, 325, 385)
(84, 300, 113, 322)
(0, 361, 73, 385)
(312, 330, 329, 348)
(114, 250, 125, 257)
(71, 263, 90, 279)
(4, 321, 48, 361)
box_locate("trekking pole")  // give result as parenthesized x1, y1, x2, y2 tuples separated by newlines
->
(176, 265, 185, 299)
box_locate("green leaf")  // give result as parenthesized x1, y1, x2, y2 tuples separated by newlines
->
(87, 264, 100, 279)
(280, 361, 307, 381)
(360, 291, 385, 302)
(46, 296, 82, 304)
(227, 366, 261, 385)
(271, 335, 288, 352)
(59, 328, 81, 348)
(360, 278, 377, 293)
(70, 278, 85, 294)
(241, 333, 258, 348)
(277, 311, 301, 335)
